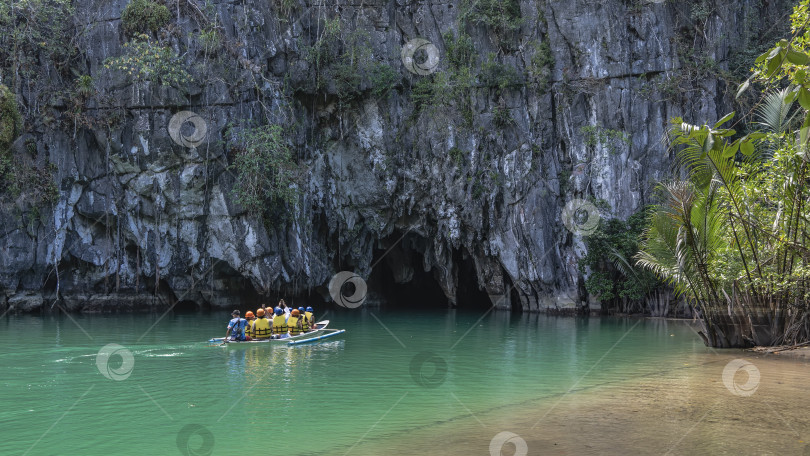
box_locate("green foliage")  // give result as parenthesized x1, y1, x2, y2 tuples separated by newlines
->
(0, 0, 75, 87)
(121, 0, 171, 35)
(527, 40, 554, 92)
(104, 34, 192, 87)
(460, 0, 523, 36)
(690, 0, 712, 23)
(751, 1, 810, 92)
(637, 86, 810, 346)
(579, 211, 662, 310)
(75, 75, 95, 98)
(410, 77, 436, 111)
(0, 126, 58, 206)
(445, 31, 475, 70)
(580, 124, 631, 154)
(492, 105, 512, 127)
(228, 124, 301, 220)
(274, 0, 297, 16)
(301, 19, 396, 105)
(199, 27, 222, 56)
(0, 84, 21, 154)
(449, 146, 466, 165)
(370, 63, 397, 99)
(480, 53, 522, 90)
(409, 32, 477, 120)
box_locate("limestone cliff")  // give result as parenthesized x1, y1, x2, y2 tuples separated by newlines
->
(0, 0, 792, 312)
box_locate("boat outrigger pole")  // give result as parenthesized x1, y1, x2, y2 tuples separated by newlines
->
(287, 329, 346, 346)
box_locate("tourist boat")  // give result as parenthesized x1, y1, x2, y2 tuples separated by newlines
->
(208, 320, 344, 346)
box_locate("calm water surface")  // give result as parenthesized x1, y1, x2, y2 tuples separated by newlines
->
(1, 309, 808, 455)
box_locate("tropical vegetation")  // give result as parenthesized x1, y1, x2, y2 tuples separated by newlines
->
(636, 0, 810, 347)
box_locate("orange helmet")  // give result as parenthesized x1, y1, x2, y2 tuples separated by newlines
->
(291, 309, 300, 317)
(256, 308, 265, 317)
(245, 311, 254, 319)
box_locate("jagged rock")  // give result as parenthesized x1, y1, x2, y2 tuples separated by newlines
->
(0, 0, 792, 312)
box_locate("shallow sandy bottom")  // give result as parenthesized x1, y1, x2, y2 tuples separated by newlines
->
(347, 350, 810, 455)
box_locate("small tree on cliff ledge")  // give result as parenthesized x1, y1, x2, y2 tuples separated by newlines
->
(636, 0, 810, 348)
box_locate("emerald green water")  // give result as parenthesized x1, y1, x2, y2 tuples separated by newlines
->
(2, 310, 808, 455)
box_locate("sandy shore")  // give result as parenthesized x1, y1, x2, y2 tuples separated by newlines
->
(345, 350, 810, 455)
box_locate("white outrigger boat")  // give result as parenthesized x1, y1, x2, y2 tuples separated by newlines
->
(208, 320, 345, 346)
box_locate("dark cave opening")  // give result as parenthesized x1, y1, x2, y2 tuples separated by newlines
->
(452, 247, 495, 311)
(365, 233, 492, 311)
(173, 300, 201, 312)
(368, 254, 448, 310)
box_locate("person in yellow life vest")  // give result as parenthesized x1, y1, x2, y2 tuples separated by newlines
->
(251, 307, 272, 339)
(287, 309, 303, 336)
(271, 307, 288, 339)
(305, 306, 315, 329)
(243, 311, 255, 341)
(297, 307, 311, 332)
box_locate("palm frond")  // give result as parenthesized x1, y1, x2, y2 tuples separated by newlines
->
(754, 87, 799, 135)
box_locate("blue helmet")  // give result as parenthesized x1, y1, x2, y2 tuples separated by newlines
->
(298, 307, 305, 312)
(274, 307, 283, 316)
(306, 307, 313, 312)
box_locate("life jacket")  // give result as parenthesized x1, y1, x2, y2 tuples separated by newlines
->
(288, 316, 301, 336)
(253, 317, 271, 339)
(301, 315, 311, 332)
(305, 311, 314, 326)
(272, 314, 288, 336)
(228, 317, 246, 341)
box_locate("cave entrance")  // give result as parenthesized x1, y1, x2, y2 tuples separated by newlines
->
(452, 247, 495, 311)
(366, 233, 491, 311)
(367, 233, 446, 310)
(173, 300, 202, 312)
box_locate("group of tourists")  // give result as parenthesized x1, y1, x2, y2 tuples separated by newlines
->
(225, 299, 316, 341)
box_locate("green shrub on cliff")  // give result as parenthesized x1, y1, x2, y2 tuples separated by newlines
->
(228, 124, 301, 220)
(0, 84, 58, 205)
(121, 0, 171, 35)
(0, 0, 74, 87)
(0, 84, 21, 154)
(301, 18, 400, 105)
(104, 34, 191, 87)
(460, 0, 523, 36)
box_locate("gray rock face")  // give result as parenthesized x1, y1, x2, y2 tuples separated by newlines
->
(0, 0, 792, 312)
